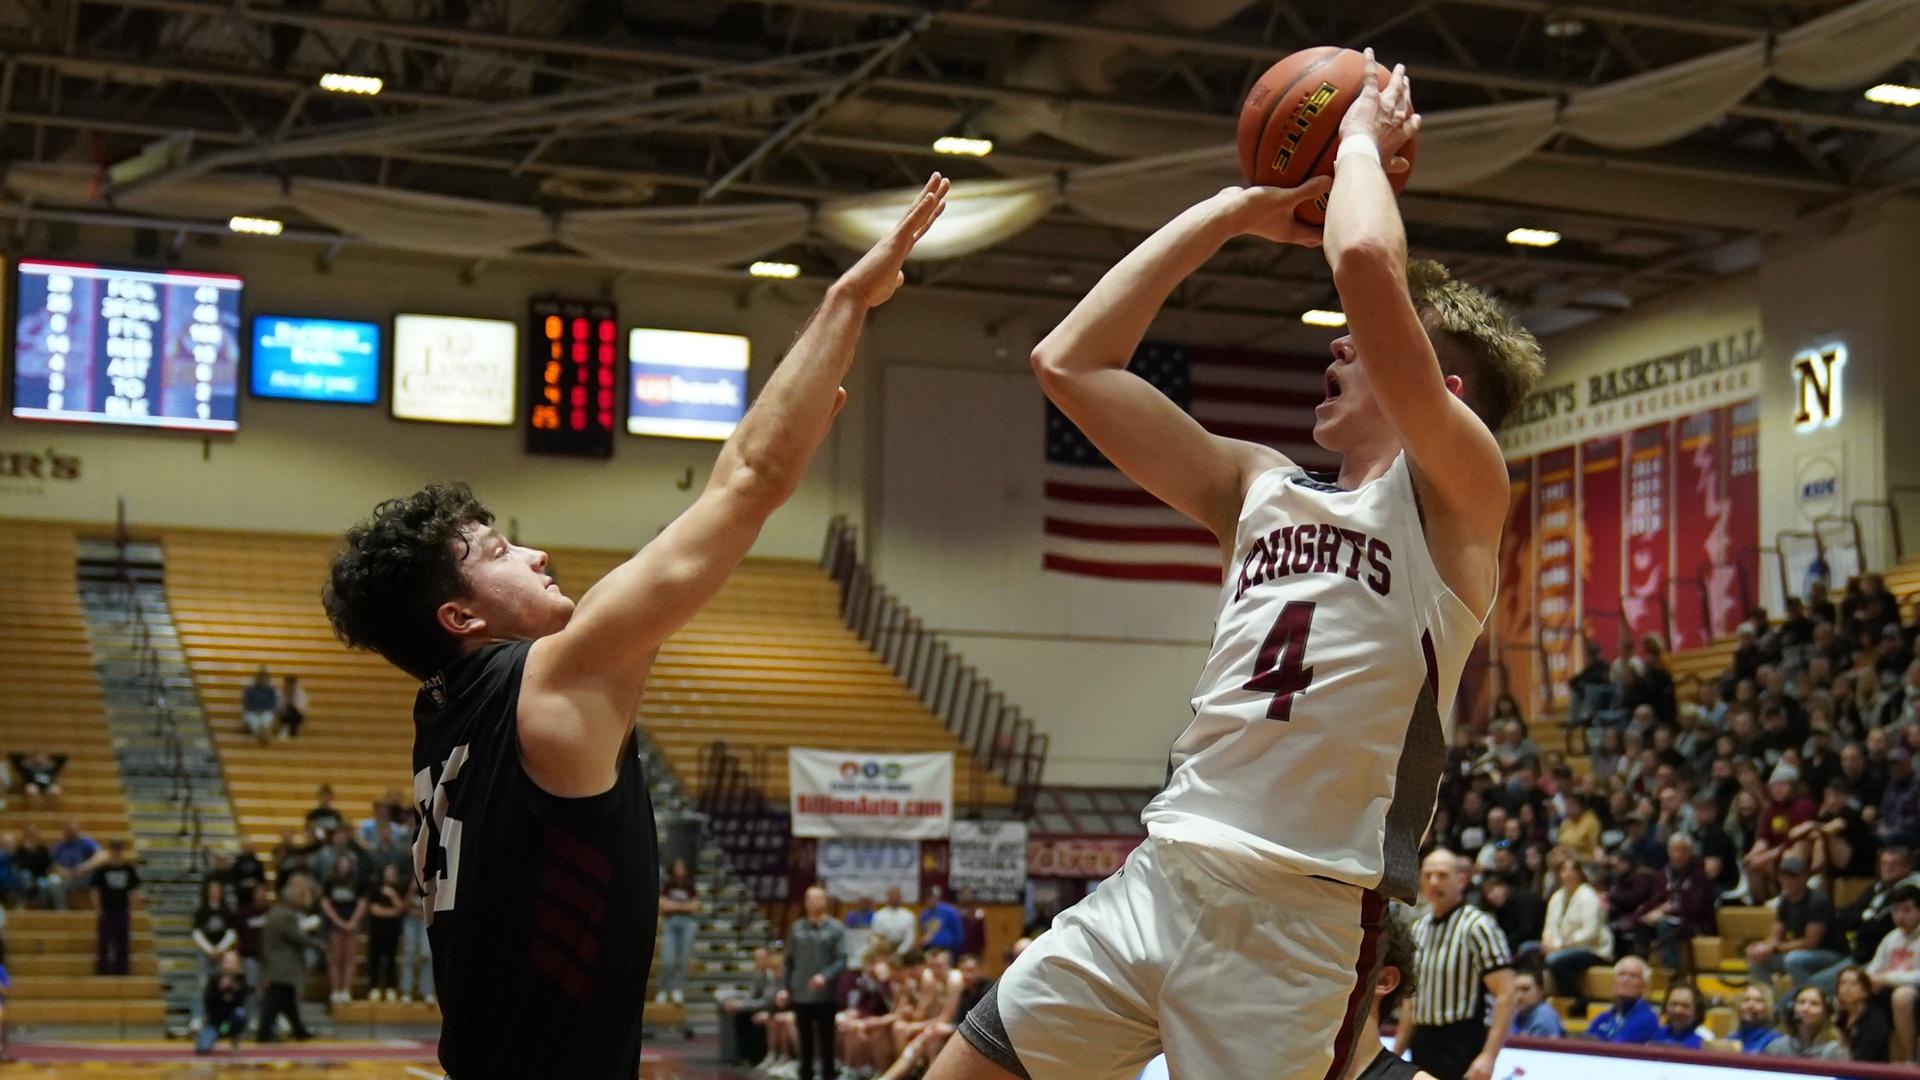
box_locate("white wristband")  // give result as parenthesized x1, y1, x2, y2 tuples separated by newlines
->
(1334, 133, 1381, 170)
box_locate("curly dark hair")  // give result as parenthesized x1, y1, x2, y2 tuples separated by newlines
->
(322, 482, 494, 681)
(1380, 901, 1417, 1021)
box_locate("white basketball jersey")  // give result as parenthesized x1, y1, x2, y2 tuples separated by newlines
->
(1141, 453, 1486, 901)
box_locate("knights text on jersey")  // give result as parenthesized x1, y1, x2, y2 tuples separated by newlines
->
(412, 640, 659, 1079)
(1141, 455, 1486, 901)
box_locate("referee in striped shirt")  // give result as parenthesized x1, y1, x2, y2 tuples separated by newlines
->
(1392, 849, 1516, 1080)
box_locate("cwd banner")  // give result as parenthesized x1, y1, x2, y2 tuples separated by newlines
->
(949, 820, 1029, 903)
(816, 839, 921, 904)
(789, 749, 954, 839)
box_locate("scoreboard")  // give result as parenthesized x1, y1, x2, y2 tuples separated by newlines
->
(11, 259, 242, 432)
(525, 296, 618, 458)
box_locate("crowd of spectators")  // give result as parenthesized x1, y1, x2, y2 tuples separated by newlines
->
(1414, 571, 1920, 1064)
(721, 884, 995, 1080)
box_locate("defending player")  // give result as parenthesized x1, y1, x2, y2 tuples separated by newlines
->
(929, 55, 1540, 1080)
(322, 175, 949, 1079)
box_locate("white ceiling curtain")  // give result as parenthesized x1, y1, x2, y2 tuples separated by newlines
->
(1771, 0, 1920, 91)
(557, 202, 811, 269)
(815, 175, 1058, 261)
(291, 179, 553, 258)
(1063, 145, 1239, 230)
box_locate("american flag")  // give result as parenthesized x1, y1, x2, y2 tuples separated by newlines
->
(1043, 341, 1336, 585)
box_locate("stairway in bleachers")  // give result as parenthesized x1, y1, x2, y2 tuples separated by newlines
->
(75, 537, 243, 1032)
(0, 522, 161, 1032)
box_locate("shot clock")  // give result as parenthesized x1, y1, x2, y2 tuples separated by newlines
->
(525, 296, 618, 458)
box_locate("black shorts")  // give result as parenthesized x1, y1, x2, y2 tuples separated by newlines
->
(1409, 1020, 1485, 1080)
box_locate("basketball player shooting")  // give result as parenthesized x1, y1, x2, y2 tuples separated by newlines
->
(321, 175, 949, 1080)
(931, 55, 1540, 1080)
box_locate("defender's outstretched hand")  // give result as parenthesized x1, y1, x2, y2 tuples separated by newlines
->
(837, 173, 951, 308)
(1339, 48, 1420, 163)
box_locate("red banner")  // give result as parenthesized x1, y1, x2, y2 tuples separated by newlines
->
(1027, 836, 1143, 879)
(1578, 436, 1624, 652)
(1671, 410, 1722, 650)
(1723, 399, 1760, 632)
(1535, 449, 1576, 708)
(1497, 458, 1536, 716)
(1624, 423, 1672, 645)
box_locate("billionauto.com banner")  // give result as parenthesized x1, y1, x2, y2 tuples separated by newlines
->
(789, 749, 953, 839)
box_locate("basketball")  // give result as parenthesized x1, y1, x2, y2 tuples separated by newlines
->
(1236, 46, 1418, 223)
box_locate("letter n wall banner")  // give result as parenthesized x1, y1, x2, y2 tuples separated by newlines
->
(789, 750, 954, 839)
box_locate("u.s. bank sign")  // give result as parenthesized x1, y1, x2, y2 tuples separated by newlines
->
(1792, 343, 1845, 433)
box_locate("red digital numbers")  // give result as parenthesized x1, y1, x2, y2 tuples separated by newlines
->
(525, 297, 617, 457)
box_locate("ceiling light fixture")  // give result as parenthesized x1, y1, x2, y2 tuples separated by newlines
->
(749, 261, 801, 279)
(319, 73, 384, 96)
(1865, 83, 1920, 107)
(1301, 309, 1347, 328)
(228, 215, 284, 236)
(933, 135, 994, 157)
(1506, 227, 1562, 248)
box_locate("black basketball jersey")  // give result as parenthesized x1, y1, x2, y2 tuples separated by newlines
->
(1356, 1047, 1425, 1080)
(412, 639, 659, 1079)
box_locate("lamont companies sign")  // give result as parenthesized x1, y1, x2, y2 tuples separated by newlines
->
(788, 749, 952, 839)
(1499, 328, 1760, 454)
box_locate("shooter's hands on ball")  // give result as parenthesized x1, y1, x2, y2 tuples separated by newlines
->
(835, 172, 951, 309)
(1339, 48, 1420, 165)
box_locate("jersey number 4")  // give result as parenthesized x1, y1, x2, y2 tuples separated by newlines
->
(1243, 601, 1316, 721)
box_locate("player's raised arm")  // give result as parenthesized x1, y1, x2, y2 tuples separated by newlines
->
(1320, 52, 1506, 532)
(1029, 179, 1328, 544)
(519, 175, 950, 792)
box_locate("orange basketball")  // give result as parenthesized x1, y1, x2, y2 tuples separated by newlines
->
(1236, 46, 1418, 224)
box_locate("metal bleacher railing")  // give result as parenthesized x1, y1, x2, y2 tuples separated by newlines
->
(820, 516, 1049, 817)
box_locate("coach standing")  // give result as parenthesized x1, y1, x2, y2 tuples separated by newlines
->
(778, 885, 846, 1080)
(1395, 848, 1517, 1080)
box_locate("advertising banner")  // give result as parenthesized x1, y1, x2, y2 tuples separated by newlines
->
(815, 839, 920, 904)
(1624, 422, 1672, 643)
(1671, 409, 1722, 650)
(1535, 448, 1576, 707)
(1027, 836, 1142, 879)
(789, 749, 953, 839)
(949, 821, 1029, 903)
(1578, 435, 1624, 649)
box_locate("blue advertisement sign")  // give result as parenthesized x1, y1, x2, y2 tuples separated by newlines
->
(250, 315, 381, 404)
(626, 328, 749, 440)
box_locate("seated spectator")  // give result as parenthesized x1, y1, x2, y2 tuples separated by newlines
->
(1746, 853, 1845, 994)
(0, 832, 15, 906)
(1811, 845, 1920, 993)
(1508, 970, 1564, 1038)
(1555, 792, 1600, 862)
(1793, 776, 1877, 881)
(1745, 764, 1816, 901)
(50, 819, 102, 909)
(1835, 965, 1893, 1063)
(1766, 986, 1846, 1060)
(1649, 982, 1710, 1049)
(1605, 848, 1662, 949)
(1586, 957, 1661, 1044)
(15, 826, 53, 908)
(1735, 984, 1788, 1054)
(357, 801, 407, 848)
(1877, 746, 1920, 850)
(1867, 883, 1920, 1061)
(1541, 857, 1611, 1012)
(1478, 872, 1542, 957)
(230, 847, 265, 909)
(1686, 790, 1741, 895)
(1632, 832, 1715, 971)
(270, 829, 311, 886)
(241, 667, 278, 742)
(722, 946, 781, 1066)
(304, 786, 343, 845)
(10, 751, 67, 809)
(195, 952, 249, 1055)
(274, 675, 308, 740)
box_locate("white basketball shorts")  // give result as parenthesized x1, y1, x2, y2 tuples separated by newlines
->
(960, 835, 1387, 1080)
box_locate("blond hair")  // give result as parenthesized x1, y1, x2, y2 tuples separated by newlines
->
(1408, 260, 1543, 428)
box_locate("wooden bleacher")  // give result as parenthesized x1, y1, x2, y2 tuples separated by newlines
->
(545, 545, 1014, 806)
(0, 521, 156, 1027)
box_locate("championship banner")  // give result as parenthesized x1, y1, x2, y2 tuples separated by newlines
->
(815, 839, 920, 904)
(1722, 399, 1760, 628)
(1624, 422, 1671, 643)
(1671, 409, 1723, 650)
(949, 821, 1029, 903)
(1495, 458, 1536, 714)
(1578, 436, 1624, 650)
(789, 749, 953, 839)
(1027, 836, 1142, 879)
(1534, 448, 1576, 708)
